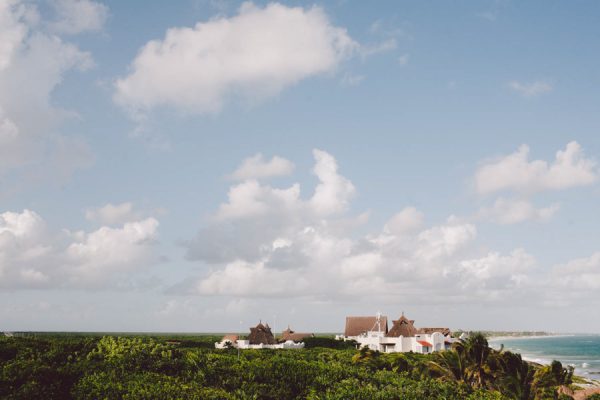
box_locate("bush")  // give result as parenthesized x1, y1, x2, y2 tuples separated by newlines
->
(303, 337, 358, 349)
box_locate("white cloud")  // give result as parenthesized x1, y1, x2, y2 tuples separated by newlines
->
(415, 220, 477, 263)
(474, 142, 597, 195)
(49, 0, 109, 35)
(310, 149, 355, 215)
(0, 0, 99, 183)
(397, 53, 409, 66)
(453, 249, 536, 300)
(478, 198, 559, 225)
(383, 207, 423, 235)
(65, 218, 159, 286)
(340, 72, 364, 87)
(182, 150, 535, 306)
(509, 80, 553, 97)
(359, 38, 397, 58)
(115, 2, 358, 116)
(0, 209, 159, 290)
(542, 252, 600, 308)
(0, 0, 29, 71)
(85, 202, 142, 225)
(230, 153, 294, 181)
(549, 252, 600, 291)
(195, 260, 310, 297)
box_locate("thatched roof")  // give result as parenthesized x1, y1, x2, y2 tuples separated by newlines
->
(220, 334, 239, 343)
(386, 314, 418, 337)
(281, 326, 313, 342)
(344, 316, 388, 337)
(248, 322, 276, 345)
(418, 327, 451, 336)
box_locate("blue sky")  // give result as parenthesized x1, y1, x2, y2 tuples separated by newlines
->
(1, 0, 600, 333)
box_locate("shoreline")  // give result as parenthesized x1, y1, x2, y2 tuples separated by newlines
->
(487, 333, 573, 341)
(488, 335, 600, 383)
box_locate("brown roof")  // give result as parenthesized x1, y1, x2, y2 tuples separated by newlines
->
(418, 327, 452, 336)
(248, 322, 276, 345)
(344, 316, 388, 337)
(386, 315, 418, 337)
(281, 326, 313, 342)
(220, 334, 239, 343)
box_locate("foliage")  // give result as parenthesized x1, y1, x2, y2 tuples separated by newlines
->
(303, 336, 357, 349)
(0, 333, 582, 400)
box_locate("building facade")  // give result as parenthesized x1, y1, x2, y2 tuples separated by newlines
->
(338, 313, 453, 354)
(215, 322, 307, 350)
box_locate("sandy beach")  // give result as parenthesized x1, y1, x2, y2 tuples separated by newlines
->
(574, 383, 600, 400)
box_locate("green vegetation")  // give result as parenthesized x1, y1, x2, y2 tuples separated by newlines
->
(0, 332, 583, 399)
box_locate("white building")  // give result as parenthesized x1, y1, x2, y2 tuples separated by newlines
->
(338, 313, 453, 354)
(234, 339, 304, 349)
(215, 322, 306, 350)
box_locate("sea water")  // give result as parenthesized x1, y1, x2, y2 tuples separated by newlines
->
(489, 335, 600, 380)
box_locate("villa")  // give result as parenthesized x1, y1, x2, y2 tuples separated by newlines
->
(215, 321, 307, 349)
(337, 312, 453, 354)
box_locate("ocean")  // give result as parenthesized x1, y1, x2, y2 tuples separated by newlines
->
(489, 335, 600, 380)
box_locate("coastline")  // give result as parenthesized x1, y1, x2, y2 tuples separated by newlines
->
(488, 334, 600, 395)
(487, 333, 572, 341)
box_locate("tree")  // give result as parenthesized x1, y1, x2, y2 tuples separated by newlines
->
(491, 351, 534, 400)
(429, 348, 470, 384)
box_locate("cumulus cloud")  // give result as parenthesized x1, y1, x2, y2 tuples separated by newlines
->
(509, 80, 553, 97)
(115, 2, 358, 116)
(181, 149, 534, 305)
(0, 209, 159, 290)
(383, 207, 423, 235)
(0, 0, 100, 183)
(85, 202, 142, 225)
(310, 149, 355, 215)
(230, 153, 294, 181)
(453, 249, 536, 300)
(478, 198, 559, 225)
(539, 253, 600, 308)
(0, 0, 29, 70)
(474, 142, 597, 195)
(549, 252, 600, 291)
(49, 0, 109, 35)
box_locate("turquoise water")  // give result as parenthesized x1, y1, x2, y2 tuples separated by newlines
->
(489, 335, 600, 380)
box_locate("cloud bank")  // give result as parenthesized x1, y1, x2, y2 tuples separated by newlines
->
(230, 154, 295, 181)
(181, 149, 540, 306)
(475, 142, 597, 195)
(0, 0, 105, 183)
(0, 208, 159, 290)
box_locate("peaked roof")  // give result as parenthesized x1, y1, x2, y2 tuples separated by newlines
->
(281, 326, 313, 342)
(418, 327, 452, 336)
(220, 334, 239, 343)
(248, 321, 276, 345)
(344, 316, 388, 337)
(386, 315, 418, 337)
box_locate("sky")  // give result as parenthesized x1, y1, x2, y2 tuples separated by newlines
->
(1, 0, 600, 334)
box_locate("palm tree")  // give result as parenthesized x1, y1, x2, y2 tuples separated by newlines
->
(491, 351, 534, 400)
(428, 348, 470, 384)
(351, 346, 381, 369)
(460, 332, 494, 388)
(532, 360, 574, 399)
